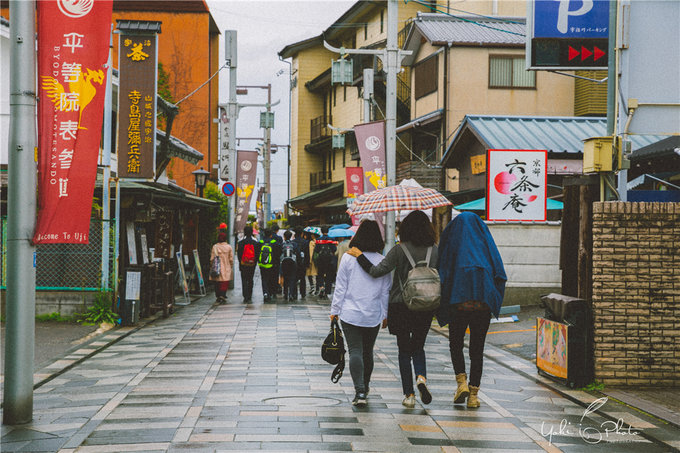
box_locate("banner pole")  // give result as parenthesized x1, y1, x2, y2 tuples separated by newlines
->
(4, 0, 37, 425)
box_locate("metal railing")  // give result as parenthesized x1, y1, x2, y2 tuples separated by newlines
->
(310, 115, 330, 143)
(1, 218, 116, 291)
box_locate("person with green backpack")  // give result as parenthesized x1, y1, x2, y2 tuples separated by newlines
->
(258, 228, 280, 302)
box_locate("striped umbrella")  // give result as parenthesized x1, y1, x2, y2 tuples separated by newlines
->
(346, 185, 451, 216)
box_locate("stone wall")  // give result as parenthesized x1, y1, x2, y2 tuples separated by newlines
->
(591, 202, 680, 386)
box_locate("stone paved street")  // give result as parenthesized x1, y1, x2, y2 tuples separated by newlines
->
(2, 278, 680, 451)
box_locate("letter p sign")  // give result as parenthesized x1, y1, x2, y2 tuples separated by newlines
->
(556, 0, 593, 33)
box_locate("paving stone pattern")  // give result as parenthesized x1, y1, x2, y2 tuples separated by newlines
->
(2, 294, 679, 452)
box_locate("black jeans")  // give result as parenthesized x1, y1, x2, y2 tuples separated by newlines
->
(280, 260, 297, 299)
(448, 307, 491, 387)
(239, 265, 255, 300)
(317, 265, 334, 296)
(395, 316, 431, 396)
(341, 320, 380, 394)
(260, 267, 277, 298)
(294, 270, 306, 298)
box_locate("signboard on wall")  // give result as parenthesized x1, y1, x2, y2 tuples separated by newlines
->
(487, 149, 547, 222)
(536, 317, 568, 379)
(527, 0, 609, 70)
(117, 21, 160, 179)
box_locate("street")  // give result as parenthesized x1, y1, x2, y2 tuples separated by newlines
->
(2, 270, 679, 452)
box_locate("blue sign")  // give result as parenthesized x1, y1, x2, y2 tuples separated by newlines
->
(534, 0, 610, 39)
(221, 182, 235, 197)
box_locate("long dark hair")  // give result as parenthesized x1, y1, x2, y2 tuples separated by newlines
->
(399, 210, 435, 246)
(349, 220, 384, 252)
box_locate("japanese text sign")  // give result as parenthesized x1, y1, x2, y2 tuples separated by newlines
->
(117, 22, 160, 179)
(354, 121, 386, 193)
(234, 151, 258, 234)
(34, 0, 113, 244)
(487, 149, 547, 222)
(345, 167, 364, 198)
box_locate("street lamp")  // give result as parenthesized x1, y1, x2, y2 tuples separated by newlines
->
(192, 167, 210, 197)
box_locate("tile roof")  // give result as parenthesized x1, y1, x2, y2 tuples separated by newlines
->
(411, 12, 525, 46)
(442, 115, 666, 167)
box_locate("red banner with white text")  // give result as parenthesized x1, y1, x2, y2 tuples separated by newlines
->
(34, 0, 112, 244)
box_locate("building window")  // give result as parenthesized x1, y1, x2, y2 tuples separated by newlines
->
(343, 147, 346, 168)
(364, 23, 367, 40)
(380, 10, 384, 33)
(333, 87, 336, 107)
(343, 86, 347, 102)
(489, 55, 536, 89)
(414, 54, 438, 99)
(332, 149, 336, 170)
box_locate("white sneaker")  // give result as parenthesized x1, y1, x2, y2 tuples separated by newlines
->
(402, 394, 416, 408)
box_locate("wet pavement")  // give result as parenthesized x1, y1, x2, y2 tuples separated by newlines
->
(1, 268, 679, 452)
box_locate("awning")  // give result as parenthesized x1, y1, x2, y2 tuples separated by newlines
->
(627, 173, 680, 191)
(117, 180, 218, 208)
(317, 197, 350, 209)
(288, 181, 344, 211)
(397, 109, 444, 134)
(455, 197, 563, 211)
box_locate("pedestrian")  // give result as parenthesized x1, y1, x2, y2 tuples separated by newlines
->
(292, 227, 309, 298)
(210, 232, 233, 304)
(330, 220, 391, 408)
(258, 228, 280, 302)
(314, 226, 337, 300)
(271, 223, 283, 296)
(279, 230, 301, 301)
(237, 225, 260, 303)
(437, 211, 507, 408)
(306, 229, 319, 296)
(347, 210, 437, 408)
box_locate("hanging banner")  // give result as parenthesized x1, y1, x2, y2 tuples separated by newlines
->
(487, 149, 548, 222)
(117, 20, 161, 179)
(34, 0, 113, 244)
(234, 151, 258, 234)
(256, 186, 264, 229)
(345, 166, 364, 198)
(354, 120, 386, 192)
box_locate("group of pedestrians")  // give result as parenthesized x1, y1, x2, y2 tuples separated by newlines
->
(330, 211, 507, 410)
(209, 222, 343, 304)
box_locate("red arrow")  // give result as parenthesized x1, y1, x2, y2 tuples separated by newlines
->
(581, 46, 593, 60)
(568, 46, 580, 61)
(593, 46, 606, 61)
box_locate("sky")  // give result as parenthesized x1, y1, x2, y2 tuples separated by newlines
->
(205, 0, 356, 213)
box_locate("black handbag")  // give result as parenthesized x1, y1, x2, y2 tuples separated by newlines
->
(321, 318, 345, 383)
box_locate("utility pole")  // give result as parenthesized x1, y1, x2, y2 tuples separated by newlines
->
(224, 30, 238, 252)
(4, 0, 37, 425)
(264, 84, 272, 224)
(363, 68, 373, 122)
(603, 0, 618, 201)
(324, 0, 409, 251)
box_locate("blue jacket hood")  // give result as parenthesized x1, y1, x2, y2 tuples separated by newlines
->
(437, 212, 507, 322)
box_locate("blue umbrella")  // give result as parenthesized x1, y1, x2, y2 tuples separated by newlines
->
(329, 223, 351, 230)
(328, 228, 354, 238)
(454, 197, 563, 210)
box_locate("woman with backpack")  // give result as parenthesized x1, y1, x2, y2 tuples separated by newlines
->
(210, 232, 234, 304)
(331, 220, 391, 408)
(437, 212, 506, 409)
(347, 210, 438, 408)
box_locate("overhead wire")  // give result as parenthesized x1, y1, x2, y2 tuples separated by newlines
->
(175, 62, 229, 106)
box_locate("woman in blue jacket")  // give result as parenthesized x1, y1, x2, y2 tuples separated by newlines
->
(437, 212, 506, 408)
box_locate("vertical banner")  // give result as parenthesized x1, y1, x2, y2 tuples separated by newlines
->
(34, 0, 113, 244)
(234, 151, 258, 234)
(255, 186, 264, 229)
(487, 149, 547, 222)
(346, 166, 364, 226)
(117, 21, 161, 179)
(354, 120, 387, 192)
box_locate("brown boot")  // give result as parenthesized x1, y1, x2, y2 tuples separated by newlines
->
(467, 385, 480, 408)
(453, 373, 469, 403)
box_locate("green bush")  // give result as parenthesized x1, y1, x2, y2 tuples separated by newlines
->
(77, 291, 117, 326)
(36, 312, 73, 322)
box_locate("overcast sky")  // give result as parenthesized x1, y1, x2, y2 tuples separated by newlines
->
(205, 0, 355, 212)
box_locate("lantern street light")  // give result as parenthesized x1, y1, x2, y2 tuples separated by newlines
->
(192, 167, 210, 197)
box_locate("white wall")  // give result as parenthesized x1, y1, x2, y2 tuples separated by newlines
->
(488, 222, 562, 305)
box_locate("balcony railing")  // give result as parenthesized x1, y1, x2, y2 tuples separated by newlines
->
(309, 170, 332, 190)
(310, 115, 330, 143)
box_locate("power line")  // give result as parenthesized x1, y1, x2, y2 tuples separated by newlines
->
(175, 62, 228, 106)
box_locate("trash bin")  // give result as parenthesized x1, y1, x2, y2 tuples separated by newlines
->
(536, 293, 592, 388)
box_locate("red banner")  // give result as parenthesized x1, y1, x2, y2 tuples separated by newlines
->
(345, 166, 364, 198)
(34, 0, 112, 244)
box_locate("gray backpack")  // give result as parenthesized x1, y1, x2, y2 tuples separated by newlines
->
(399, 244, 441, 312)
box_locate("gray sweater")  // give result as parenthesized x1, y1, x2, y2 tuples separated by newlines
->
(357, 242, 439, 305)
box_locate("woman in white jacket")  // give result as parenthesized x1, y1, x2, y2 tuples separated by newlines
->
(330, 220, 391, 408)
